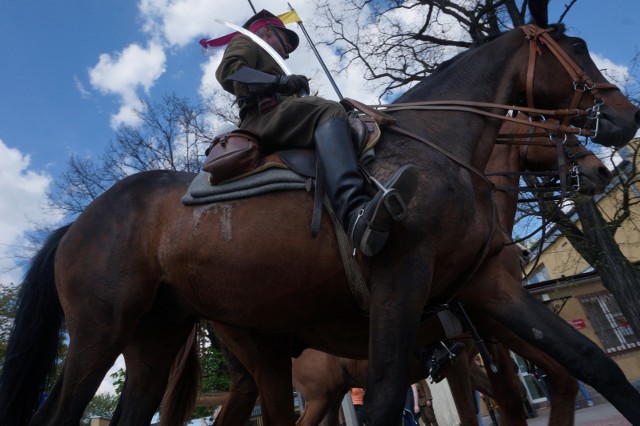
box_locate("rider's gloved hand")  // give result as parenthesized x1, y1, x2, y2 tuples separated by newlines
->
(276, 74, 310, 96)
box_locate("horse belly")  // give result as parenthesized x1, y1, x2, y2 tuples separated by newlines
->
(161, 196, 358, 330)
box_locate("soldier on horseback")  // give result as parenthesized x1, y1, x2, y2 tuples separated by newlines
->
(212, 9, 418, 256)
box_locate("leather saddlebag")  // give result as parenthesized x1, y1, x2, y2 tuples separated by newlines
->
(203, 129, 260, 184)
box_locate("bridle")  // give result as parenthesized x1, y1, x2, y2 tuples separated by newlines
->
(520, 25, 618, 139)
(488, 121, 599, 201)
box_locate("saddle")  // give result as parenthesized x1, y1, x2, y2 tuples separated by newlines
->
(203, 115, 381, 185)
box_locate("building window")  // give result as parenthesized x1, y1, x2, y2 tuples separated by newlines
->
(525, 265, 550, 285)
(577, 291, 640, 353)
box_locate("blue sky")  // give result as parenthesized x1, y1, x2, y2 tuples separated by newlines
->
(0, 0, 638, 394)
(1, 1, 637, 186)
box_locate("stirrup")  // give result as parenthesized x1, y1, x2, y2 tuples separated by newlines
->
(359, 165, 413, 221)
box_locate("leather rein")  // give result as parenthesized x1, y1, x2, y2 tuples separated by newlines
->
(488, 126, 599, 200)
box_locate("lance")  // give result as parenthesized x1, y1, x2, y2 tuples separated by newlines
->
(247, 0, 257, 13)
(286, 3, 344, 100)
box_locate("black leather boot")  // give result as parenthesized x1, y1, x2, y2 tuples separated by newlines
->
(315, 117, 418, 256)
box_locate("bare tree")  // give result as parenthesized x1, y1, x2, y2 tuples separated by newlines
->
(312, 0, 576, 97)
(48, 93, 234, 218)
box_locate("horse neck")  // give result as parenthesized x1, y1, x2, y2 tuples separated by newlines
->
(381, 29, 528, 171)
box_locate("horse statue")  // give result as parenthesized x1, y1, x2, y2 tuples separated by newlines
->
(289, 116, 610, 426)
(0, 0, 638, 424)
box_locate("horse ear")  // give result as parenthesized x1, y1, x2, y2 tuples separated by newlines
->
(528, 0, 549, 27)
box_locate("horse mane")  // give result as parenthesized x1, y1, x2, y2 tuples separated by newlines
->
(394, 22, 566, 104)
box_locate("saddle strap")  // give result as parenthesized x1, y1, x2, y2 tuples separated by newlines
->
(437, 309, 463, 339)
(323, 196, 370, 313)
(311, 166, 324, 238)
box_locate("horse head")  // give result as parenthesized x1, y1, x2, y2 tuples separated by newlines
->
(519, 21, 639, 148)
(519, 134, 612, 196)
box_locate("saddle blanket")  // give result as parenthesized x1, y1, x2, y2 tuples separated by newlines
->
(181, 168, 308, 205)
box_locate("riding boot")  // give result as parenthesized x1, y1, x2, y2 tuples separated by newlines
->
(314, 117, 418, 256)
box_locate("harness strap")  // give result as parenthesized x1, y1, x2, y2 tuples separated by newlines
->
(526, 26, 539, 108)
(377, 102, 594, 137)
(437, 309, 463, 339)
(455, 301, 497, 373)
(553, 136, 569, 196)
(311, 172, 323, 238)
(342, 98, 396, 125)
(323, 196, 370, 313)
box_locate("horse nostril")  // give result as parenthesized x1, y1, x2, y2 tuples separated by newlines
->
(599, 166, 612, 181)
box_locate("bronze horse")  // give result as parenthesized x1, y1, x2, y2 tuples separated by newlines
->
(290, 117, 611, 426)
(1, 0, 638, 424)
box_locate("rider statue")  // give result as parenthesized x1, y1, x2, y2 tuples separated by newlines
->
(213, 9, 418, 256)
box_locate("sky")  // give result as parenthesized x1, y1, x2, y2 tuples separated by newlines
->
(0, 0, 638, 394)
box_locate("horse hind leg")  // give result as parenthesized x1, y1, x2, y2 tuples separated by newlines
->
(34, 278, 157, 423)
(30, 333, 123, 425)
(480, 340, 528, 426)
(214, 339, 259, 425)
(473, 287, 640, 424)
(292, 349, 351, 426)
(214, 324, 296, 426)
(475, 316, 577, 426)
(111, 317, 199, 426)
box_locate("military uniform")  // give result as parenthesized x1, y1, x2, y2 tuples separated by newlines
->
(216, 34, 346, 153)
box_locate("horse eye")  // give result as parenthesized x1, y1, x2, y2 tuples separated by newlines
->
(571, 39, 587, 52)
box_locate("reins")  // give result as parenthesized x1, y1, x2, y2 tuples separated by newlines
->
(488, 124, 598, 198)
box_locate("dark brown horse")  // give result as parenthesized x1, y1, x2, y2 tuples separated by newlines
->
(1, 1, 638, 424)
(290, 117, 611, 426)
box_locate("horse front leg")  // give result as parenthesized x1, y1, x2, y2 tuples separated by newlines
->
(364, 258, 429, 426)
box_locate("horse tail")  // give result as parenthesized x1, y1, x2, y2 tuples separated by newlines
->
(160, 323, 201, 426)
(0, 224, 71, 426)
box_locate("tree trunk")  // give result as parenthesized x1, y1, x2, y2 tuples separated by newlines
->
(550, 197, 640, 336)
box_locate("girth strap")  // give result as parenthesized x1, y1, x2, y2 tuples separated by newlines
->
(324, 196, 370, 313)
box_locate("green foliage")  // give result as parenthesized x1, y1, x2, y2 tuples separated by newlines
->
(80, 392, 119, 425)
(0, 283, 18, 364)
(110, 368, 126, 395)
(188, 325, 230, 421)
(199, 339, 230, 393)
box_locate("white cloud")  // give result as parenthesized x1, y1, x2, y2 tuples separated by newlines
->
(89, 42, 166, 128)
(591, 53, 632, 87)
(139, 0, 246, 48)
(111, 102, 144, 128)
(73, 75, 91, 99)
(0, 139, 55, 285)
